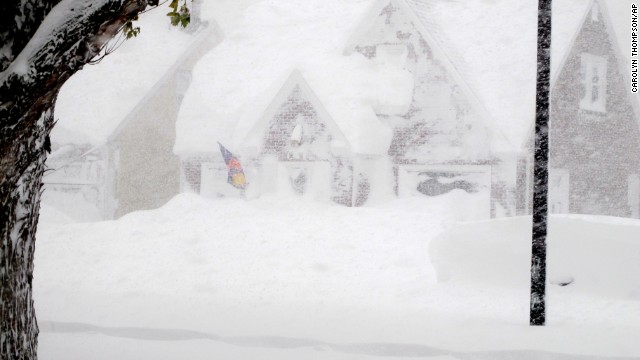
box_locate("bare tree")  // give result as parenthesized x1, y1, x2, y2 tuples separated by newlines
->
(0, 1, 160, 358)
(530, 0, 552, 326)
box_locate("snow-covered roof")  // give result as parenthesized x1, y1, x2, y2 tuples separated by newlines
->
(243, 70, 353, 152)
(52, 8, 221, 146)
(403, 0, 586, 151)
(174, 0, 414, 156)
(178, 0, 634, 157)
(405, 0, 637, 150)
(343, 0, 515, 154)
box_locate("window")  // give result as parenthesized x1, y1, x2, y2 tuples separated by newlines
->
(579, 53, 607, 113)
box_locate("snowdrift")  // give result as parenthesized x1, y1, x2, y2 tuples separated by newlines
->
(35, 195, 640, 358)
(430, 215, 640, 301)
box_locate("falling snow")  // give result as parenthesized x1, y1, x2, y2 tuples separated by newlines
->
(31, 0, 640, 359)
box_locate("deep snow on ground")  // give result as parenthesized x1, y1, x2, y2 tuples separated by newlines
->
(35, 194, 640, 359)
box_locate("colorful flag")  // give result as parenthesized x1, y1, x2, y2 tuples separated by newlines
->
(218, 142, 247, 189)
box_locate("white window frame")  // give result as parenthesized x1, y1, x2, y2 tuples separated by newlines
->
(579, 53, 607, 113)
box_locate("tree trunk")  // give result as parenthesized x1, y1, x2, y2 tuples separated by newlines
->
(0, 1, 151, 358)
(0, 106, 53, 360)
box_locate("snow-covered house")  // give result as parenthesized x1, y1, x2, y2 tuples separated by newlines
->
(243, 71, 356, 205)
(176, 0, 637, 219)
(516, 0, 640, 218)
(392, 0, 640, 219)
(43, 143, 110, 221)
(176, 0, 515, 217)
(176, 0, 413, 207)
(181, 70, 358, 204)
(179, 66, 407, 206)
(344, 0, 518, 216)
(45, 14, 223, 220)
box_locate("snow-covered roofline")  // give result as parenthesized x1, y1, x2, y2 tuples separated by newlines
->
(343, 0, 515, 154)
(243, 69, 352, 154)
(521, 0, 640, 150)
(52, 8, 222, 146)
(175, 0, 413, 156)
(596, 0, 640, 134)
(107, 25, 221, 143)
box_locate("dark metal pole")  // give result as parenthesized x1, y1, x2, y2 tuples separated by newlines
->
(530, 0, 552, 326)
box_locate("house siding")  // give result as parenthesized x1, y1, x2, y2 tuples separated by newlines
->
(260, 84, 354, 206)
(43, 145, 110, 219)
(108, 28, 219, 218)
(350, 0, 503, 216)
(548, 7, 640, 217)
(352, 2, 491, 165)
(110, 73, 182, 218)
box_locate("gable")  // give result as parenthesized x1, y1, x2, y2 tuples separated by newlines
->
(107, 26, 219, 143)
(244, 71, 351, 160)
(53, 15, 222, 147)
(345, 0, 475, 101)
(549, 0, 640, 168)
(345, 0, 511, 161)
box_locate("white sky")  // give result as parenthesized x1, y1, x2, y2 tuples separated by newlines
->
(605, 0, 635, 60)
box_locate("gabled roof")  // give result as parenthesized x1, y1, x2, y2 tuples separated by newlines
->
(522, 0, 640, 149)
(344, 0, 515, 154)
(384, 0, 593, 151)
(406, 0, 640, 152)
(176, 0, 635, 158)
(244, 70, 352, 154)
(107, 25, 220, 143)
(595, 0, 640, 132)
(175, 0, 413, 157)
(550, 0, 595, 89)
(52, 10, 223, 147)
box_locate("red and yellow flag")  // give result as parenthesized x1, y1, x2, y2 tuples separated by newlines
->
(218, 142, 247, 189)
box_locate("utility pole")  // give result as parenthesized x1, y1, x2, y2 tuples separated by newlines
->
(530, 0, 552, 326)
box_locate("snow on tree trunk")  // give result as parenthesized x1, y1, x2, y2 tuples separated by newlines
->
(0, 108, 53, 359)
(0, 0, 150, 358)
(530, 0, 552, 326)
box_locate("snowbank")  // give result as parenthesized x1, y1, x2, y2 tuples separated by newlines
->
(431, 215, 640, 300)
(34, 195, 640, 358)
(40, 190, 103, 223)
(38, 204, 74, 224)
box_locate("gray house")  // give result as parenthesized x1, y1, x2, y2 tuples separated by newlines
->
(345, 0, 515, 217)
(517, 0, 640, 218)
(181, 70, 356, 205)
(176, 0, 638, 219)
(176, 0, 516, 219)
(45, 22, 223, 219)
